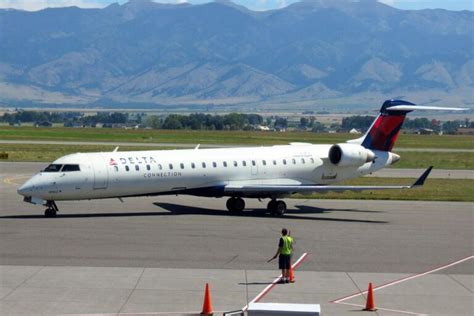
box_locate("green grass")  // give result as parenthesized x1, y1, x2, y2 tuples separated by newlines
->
(1, 126, 473, 149)
(391, 151, 474, 169)
(296, 178, 474, 202)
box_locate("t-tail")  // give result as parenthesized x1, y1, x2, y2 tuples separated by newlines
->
(351, 99, 467, 152)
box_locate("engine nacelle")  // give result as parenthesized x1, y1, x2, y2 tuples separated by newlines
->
(328, 144, 376, 167)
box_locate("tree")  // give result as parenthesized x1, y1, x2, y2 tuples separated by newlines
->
(311, 121, 326, 132)
(300, 117, 309, 128)
(146, 115, 162, 129)
(162, 115, 183, 129)
(274, 117, 287, 129)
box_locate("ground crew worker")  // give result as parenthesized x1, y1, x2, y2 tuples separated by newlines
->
(268, 228, 294, 283)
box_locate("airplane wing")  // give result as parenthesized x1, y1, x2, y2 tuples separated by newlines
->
(224, 166, 432, 195)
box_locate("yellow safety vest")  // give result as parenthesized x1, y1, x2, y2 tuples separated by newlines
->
(281, 236, 293, 255)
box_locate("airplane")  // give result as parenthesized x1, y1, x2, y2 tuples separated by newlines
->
(17, 100, 465, 217)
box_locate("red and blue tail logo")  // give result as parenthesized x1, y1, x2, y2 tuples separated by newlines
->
(361, 100, 414, 152)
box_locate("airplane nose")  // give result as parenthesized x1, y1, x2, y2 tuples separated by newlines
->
(17, 179, 33, 196)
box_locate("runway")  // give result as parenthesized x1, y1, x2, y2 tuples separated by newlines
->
(0, 162, 472, 315)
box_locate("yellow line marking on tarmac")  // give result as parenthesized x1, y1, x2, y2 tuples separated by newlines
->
(3, 175, 29, 186)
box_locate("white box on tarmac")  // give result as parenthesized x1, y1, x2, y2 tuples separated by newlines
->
(247, 302, 321, 316)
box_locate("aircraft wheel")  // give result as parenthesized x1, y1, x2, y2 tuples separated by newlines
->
(267, 200, 277, 215)
(274, 201, 287, 216)
(226, 197, 245, 213)
(233, 197, 245, 212)
(44, 208, 57, 218)
(226, 198, 235, 211)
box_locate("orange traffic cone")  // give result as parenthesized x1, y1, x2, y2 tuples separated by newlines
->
(363, 283, 377, 311)
(201, 283, 213, 315)
(289, 265, 295, 283)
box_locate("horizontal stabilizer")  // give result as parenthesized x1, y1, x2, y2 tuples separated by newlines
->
(387, 105, 468, 112)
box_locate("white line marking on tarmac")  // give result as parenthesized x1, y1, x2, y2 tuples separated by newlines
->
(336, 301, 427, 316)
(332, 254, 474, 315)
(242, 252, 309, 311)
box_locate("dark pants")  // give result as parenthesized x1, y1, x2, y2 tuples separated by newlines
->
(278, 254, 291, 270)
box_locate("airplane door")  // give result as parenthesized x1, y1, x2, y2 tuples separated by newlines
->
(92, 155, 109, 190)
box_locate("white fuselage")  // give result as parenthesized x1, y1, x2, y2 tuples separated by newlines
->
(18, 143, 394, 202)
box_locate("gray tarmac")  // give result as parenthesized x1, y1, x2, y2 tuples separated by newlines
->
(0, 162, 472, 315)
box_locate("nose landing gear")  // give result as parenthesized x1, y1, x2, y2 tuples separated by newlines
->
(44, 201, 59, 218)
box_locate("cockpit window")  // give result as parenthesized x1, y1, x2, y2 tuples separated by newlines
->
(62, 164, 80, 172)
(43, 164, 62, 172)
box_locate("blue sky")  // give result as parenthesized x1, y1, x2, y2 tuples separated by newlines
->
(0, 0, 472, 11)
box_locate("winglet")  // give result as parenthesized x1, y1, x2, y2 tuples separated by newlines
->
(412, 166, 433, 187)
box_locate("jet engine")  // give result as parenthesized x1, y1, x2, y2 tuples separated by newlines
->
(328, 144, 376, 167)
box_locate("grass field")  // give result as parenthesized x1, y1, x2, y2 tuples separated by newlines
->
(1, 126, 473, 149)
(296, 178, 474, 202)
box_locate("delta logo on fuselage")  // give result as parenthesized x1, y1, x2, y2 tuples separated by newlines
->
(110, 156, 182, 178)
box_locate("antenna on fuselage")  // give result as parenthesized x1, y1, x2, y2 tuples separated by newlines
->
(113, 146, 119, 152)
(194, 144, 200, 150)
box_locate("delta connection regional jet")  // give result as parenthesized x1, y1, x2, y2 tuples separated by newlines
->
(18, 100, 465, 217)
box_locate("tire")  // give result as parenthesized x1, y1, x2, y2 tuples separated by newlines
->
(274, 201, 287, 216)
(226, 198, 236, 212)
(44, 208, 57, 218)
(267, 200, 277, 215)
(233, 198, 245, 212)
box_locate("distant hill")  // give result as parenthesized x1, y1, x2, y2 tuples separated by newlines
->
(0, 0, 473, 111)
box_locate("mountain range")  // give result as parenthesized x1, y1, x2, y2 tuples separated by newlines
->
(0, 0, 473, 111)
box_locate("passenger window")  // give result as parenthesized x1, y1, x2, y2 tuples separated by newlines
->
(292, 158, 296, 164)
(283, 159, 287, 165)
(191, 162, 196, 169)
(135, 165, 140, 171)
(223, 161, 228, 167)
(125, 166, 130, 172)
(213, 162, 217, 168)
(180, 163, 184, 169)
(114, 166, 119, 172)
(273, 160, 277, 165)
(301, 158, 305, 164)
(242, 161, 247, 167)
(62, 164, 80, 172)
(146, 165, 151, 171)
(310, 158, 315, 163)
(202, 162, 206, 168)
(158, 164, 162, 170)
(169, 163, 173, 170)
(43, 164, 62, 172)
(233, 161, 238, 167)
(262, 160, 267, 166)
(252, 160, 256, 166)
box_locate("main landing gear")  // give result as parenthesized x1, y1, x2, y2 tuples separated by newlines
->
(226, 197, 245, 213)
(44, 201, 59, 218)
(225, 197, 287, 216)
(267, 199, 287, 216)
